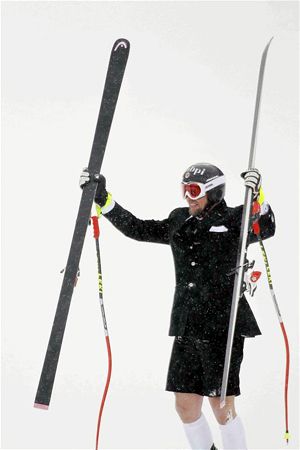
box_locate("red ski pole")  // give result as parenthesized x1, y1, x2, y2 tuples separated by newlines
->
(91, 215, 112, 450)
(252, 201, 290, 444)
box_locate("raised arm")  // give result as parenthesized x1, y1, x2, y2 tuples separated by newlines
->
(80, 170, 170, 244)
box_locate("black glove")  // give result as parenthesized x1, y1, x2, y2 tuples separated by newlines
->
(94, 174, 109, 207)
(79, 169, 108, 207)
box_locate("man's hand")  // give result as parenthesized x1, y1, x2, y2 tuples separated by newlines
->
(241, 168, 262, 198)
(79, 169, 108, 207)
(94, 174, 108, 207)
(79, 169, 114, 215)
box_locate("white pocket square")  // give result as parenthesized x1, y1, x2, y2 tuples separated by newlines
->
(209, 225, 228, 232)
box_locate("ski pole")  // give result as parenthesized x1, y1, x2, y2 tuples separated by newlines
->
(252, 214, 290, 444)
(91, 215, 112, 450)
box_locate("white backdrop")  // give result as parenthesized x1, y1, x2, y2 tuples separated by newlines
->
(1, 1, 299, 449)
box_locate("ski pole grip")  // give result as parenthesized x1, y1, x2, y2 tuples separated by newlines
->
(91, 216, 100, 239)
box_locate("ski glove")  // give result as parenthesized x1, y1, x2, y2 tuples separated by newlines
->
(94, 175, 115, 215)
(79, 168, 90, 188)
(79, 169, 115, 214)
(79, 169, 108, 204)
(241, 168, 262, 199)
(94, 174, 108, 207)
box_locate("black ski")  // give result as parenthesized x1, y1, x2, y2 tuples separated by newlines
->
(34, 38, 130, 409)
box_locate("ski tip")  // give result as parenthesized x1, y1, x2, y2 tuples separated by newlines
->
(264, 36, 274, 52)
(34, 402, 49, 410)
(261, 37, 274, 61)
(113, 39, 130, 52)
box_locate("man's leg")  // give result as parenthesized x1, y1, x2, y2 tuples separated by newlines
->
(175, 393, 214, 450)
(209, 396, 247, 450)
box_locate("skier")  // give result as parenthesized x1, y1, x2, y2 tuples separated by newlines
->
(80, 163, 275, 450)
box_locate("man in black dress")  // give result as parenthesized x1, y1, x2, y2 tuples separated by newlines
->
(80, 163, 275, 450)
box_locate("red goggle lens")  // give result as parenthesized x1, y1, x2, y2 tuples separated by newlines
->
(183, 183, 202, 199)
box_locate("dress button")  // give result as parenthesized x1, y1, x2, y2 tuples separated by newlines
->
(191, 261, 196, 266)
(188, 282, 195, 288)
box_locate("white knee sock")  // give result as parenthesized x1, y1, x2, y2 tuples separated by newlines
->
(183, 414, 214, 450)
(219, 415, 247, 449)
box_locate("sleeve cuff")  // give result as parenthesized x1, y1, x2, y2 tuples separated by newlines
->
(102, 198, 116, 214)
(95, 193, 116, 216)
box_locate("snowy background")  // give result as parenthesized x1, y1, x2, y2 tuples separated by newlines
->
(1, 1, 299, 449)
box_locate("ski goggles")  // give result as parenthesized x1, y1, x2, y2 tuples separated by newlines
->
(182, 182, 206, 200)
(182, 175, 226, 200)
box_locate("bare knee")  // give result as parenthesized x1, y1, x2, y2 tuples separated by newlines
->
(209, 396, 237, 425)
(175, 393, 203, 423)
